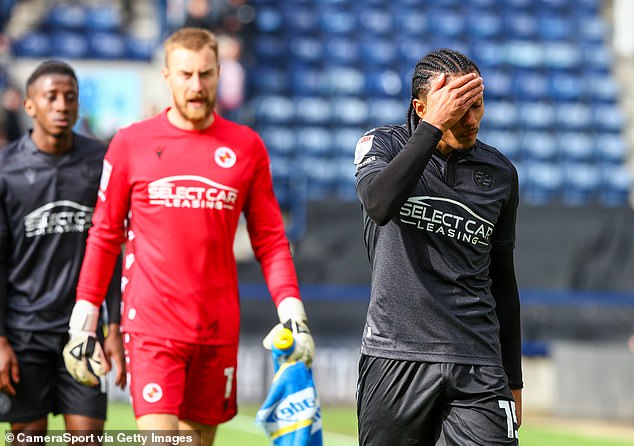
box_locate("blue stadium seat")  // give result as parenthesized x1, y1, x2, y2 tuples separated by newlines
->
(86, 6, 121, 32)
(368, 98, 405, 126)
(536, 13, 572, 41)
(51, 31, 88, 59)
(294, 97, 331, 126)
(289, 65, 324, 96)
(485, 100, 518, 129)
(46, 3, 87, 30)
(481, 69, 512, 99)
(479, 129, 522, 162)
(595, 132, 627, 164)
(125, 36, 157, 61)
(543, 42, 582, 71)
(359, 39, 397, 67)
(258, 126, 296, 158)
(502, 12, 537, 40)
(299, 157, 339, 200)
(284, 5, 317, 34)
(254, 6, 284, 33)
(554, 102, 592, 131)
(249, 66, 287, 94)
(581, 43, 613, 74)
(252, 35, 287, 62)
(600, 164, 632, 207)
(466, 11, 502, 40)
(366, 70, 403, 97)
(520, 131, 558, 161)
(334, 127, 365, 159)
(289, 36, 323, 65)
(357, 8, 394, 35)
(325, 37, 360, 66)
(471, 42, 506, 69)
(336, 156, 357, 201)
(506, 41, 543, 69)
(295, 126, 333, 157)
(592, 104, 625, 133)
(547, 72, 586, 102)
(557, 132, 595, 163)
(517, 101, 555, 131)
(584, 73, 618, 104)
(252, 95, 295, 125)
(429, 10, 465, 39)
(318, 9, 356, 35)
(512, 70, 548, 100)
(522, 161, 563, 205)
(577, 15, 607, 45)
(397, 38, 434, 72)
(87, 31, 126, 59)
(393, 11, 429, 38)
(324, 66, 365, 96)
(11, 31, 51, 58)
(332, 97, 370, 126)
(561, 162, 601, 206)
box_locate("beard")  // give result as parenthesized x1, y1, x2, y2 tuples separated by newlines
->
(173, 94, 215, 123)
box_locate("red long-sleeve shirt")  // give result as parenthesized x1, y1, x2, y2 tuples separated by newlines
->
(77, 109, 299, 344)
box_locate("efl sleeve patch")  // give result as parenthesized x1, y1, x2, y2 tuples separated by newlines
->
(354, 135, 374, 165)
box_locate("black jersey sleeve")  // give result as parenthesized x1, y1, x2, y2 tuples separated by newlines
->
(356, 122, 442, 226)
(104, 253, 123, 325)
(490, 249, 523, 389)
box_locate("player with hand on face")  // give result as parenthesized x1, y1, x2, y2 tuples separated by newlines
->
(63, 27, 314, 446)
(354, 49, 523, 446)
(0, 60, 125, 444)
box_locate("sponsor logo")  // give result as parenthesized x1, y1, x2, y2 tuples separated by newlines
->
(214, 147, 237, 168)
(354, 135, 374, 164)
(142, 383, 163, 403)
(148, 175, 238, 210)
(356, 155, 376, 169)
(270, 388, 318, 422)
(155, 146, 166, 158)
(473, 168, 494, 190)
(400, 196, 493, 247)
(24, 200, 94, 238)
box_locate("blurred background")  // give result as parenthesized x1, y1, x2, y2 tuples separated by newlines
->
(0, 0, 633, 431)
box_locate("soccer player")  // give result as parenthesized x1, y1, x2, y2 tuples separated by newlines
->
(354, 49, 523, 445)
(0, 60, 125, 442)
(63, 27, 314, 446)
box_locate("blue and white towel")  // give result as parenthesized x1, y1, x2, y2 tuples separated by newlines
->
(256, 360, 323, 446)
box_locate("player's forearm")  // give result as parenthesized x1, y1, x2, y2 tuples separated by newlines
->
(357, 122, 441, 226)
(0, 267, 6, 337)
(490, 250, 523, 389)
(260, 248, 300, 306)
(104, 254, 122, 325)
(76, 240, 121, 306)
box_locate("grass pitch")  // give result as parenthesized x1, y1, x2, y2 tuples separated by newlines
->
(0, 402, 632, 445)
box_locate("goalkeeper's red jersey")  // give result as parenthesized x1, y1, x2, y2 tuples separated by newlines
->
(77, 109, 299, 344)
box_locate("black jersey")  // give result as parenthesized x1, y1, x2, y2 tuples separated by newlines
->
(0, 132, 121, 335)
(355, 123, 519, 369)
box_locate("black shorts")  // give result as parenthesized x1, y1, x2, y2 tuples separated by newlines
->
(357, 355, 519, 446)
(0, 330, 107, 423)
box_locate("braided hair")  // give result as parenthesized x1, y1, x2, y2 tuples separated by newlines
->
(407, 49, 481, 135)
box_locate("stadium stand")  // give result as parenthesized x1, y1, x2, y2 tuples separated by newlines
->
(242, 0, 632, 208)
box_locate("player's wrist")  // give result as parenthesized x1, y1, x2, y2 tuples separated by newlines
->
(277, 297, 308, 325)
(69, 300, 100, 337)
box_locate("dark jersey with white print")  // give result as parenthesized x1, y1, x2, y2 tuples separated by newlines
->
(0, 132, 121, 335)
(354, 124, 519, 367)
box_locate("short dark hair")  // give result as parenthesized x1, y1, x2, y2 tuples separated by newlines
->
(26, 60, 78, 93)
(407, 49, 481, 135)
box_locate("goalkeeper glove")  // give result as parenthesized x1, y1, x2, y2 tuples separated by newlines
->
(263, 297, 314, 367)
(62, 300, 107, 387)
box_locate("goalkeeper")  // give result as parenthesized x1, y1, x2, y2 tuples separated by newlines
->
(0, 60, 125, 438)
(64, 27, 314, 446)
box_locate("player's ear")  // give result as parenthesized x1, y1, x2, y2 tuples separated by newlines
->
(412, 98, 427, 120)
(23, 97, 36, 118)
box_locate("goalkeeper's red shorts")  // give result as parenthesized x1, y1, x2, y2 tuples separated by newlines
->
(124, 331, 238, 425)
